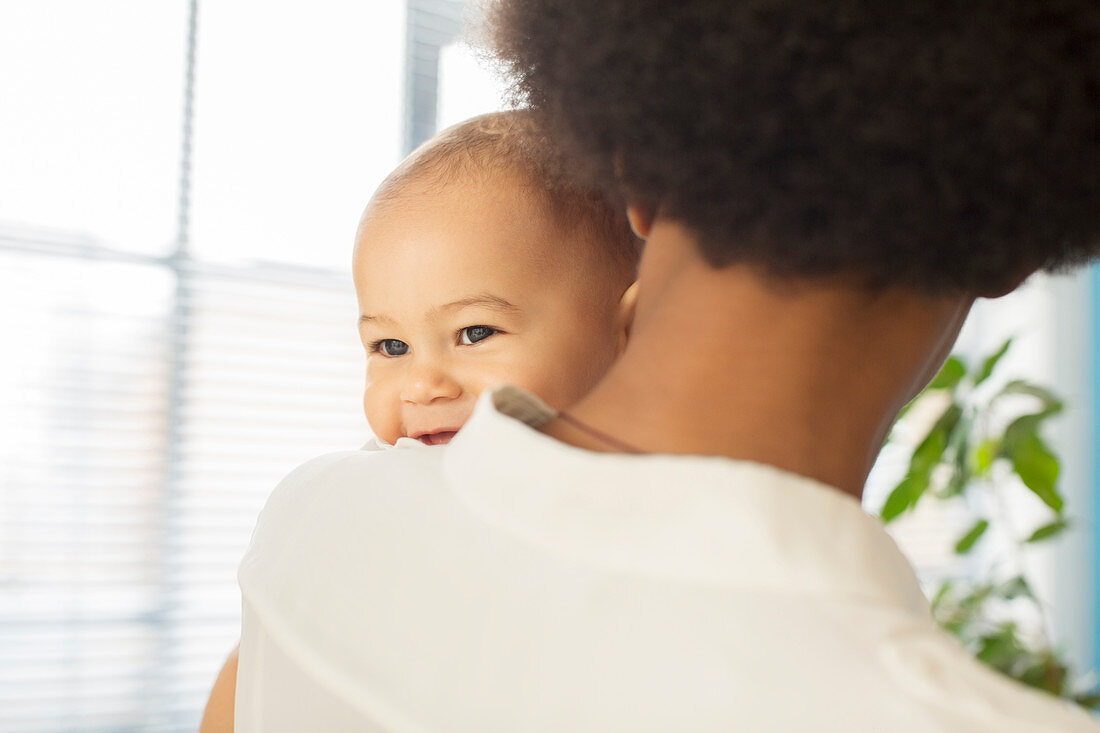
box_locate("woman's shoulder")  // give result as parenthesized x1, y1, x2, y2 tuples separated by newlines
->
(265, 445, 446, 518)
(241, 447, 449, 575)
(284, 441, 435, 481)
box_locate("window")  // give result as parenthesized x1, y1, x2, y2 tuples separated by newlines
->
(0, 2, 505, 730)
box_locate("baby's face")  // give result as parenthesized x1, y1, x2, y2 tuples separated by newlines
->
(353, 173, 629, 446)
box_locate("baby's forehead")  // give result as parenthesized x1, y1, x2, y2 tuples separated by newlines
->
(375, 197, 557, 272)
(357, 111, 638, 293)
(362, 167, 581, 253)
(355, 192, 628, 317)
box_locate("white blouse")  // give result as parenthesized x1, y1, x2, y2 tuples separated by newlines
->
(236, 385, 1098, 732)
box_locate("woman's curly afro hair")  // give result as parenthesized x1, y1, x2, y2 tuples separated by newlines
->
(491, 0, 1100, 295)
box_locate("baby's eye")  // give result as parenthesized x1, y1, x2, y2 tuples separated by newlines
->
(459, 326, 496, 345)
(374, 339, 409, 357)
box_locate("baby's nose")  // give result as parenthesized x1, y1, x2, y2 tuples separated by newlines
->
(400, 361, 462, 405)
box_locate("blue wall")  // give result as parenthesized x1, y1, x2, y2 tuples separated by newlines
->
(1091, 266, 1100, 675)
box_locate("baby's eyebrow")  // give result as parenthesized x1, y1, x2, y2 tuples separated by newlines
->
(434, 294, 521, 316)
(358, 313, 396, 327)
(358, 295, 521, 328)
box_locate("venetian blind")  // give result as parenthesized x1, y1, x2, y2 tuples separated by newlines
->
(0, 0, 403, 729)
(0, 235, 368, 731)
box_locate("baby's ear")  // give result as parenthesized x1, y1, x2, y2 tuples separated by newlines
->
(626, 204, 655, 240)
(617, 281, 639, 352)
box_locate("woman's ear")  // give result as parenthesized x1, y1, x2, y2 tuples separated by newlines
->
(978, 262, 1041, 299)
(626, 204, 656, 240)
(616, 280, 639, 353)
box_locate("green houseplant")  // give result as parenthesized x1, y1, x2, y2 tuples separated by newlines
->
(881, 338, 1100, 708)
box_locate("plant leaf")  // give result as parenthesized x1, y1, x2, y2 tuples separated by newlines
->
(910, 403, 961, 474)
(1000, 409, 1062, 457)
(930, 580, 954, 612)
(976, 624, 1024, 669)
(880, 473, 929, 522)
(1026, 519, 1071, 543)
(997, 576, 1035, 601)
(955, 519, 990, 554)
(938, 424, 972, 498)
(1019, 656, 1069, 695)
(1011, 432, 1064, 512)
(974, 438, 999, 476)
(958, 583, 995, 611)
(883, 404, 962, 520)
(939, 464, 969, 498)
(928, 356, 967, 391)
(1072, 693, 1100, 710)
(974, 338, 1013, 386)
(911, 427, 949, 477)
(999, 380, 1065, 414)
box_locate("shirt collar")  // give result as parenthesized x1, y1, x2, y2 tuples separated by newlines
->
(444, 385, 929, 616)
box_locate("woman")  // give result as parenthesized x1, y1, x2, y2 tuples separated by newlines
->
(206, 1, 1100, 730)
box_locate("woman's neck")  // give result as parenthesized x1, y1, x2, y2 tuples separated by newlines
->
(544, 221, 974, 500)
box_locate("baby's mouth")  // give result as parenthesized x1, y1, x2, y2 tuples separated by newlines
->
(411, 429, 459, 446)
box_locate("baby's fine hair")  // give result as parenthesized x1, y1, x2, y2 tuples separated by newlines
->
(371, 110, 640, 284)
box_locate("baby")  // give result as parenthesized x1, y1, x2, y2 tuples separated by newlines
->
(197, 110, 640, 732)
(352, 110, 640, 447)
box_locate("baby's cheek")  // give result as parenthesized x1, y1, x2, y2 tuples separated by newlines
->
(506, 355, 597, 412)
(452, 356, 541, 406)
(551, 324, 621, 402)
(462, 367, 516, 400)
(362, 382, 401, 444)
